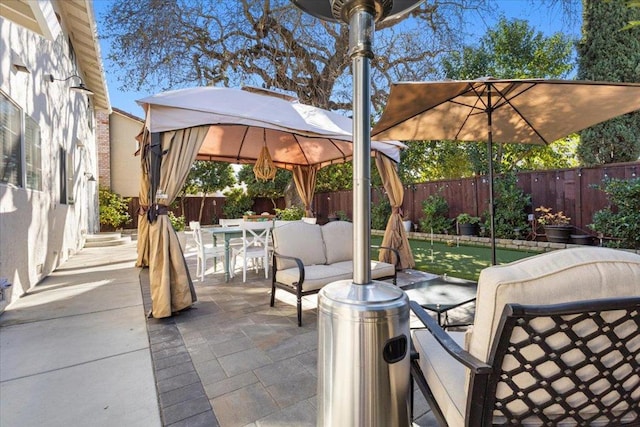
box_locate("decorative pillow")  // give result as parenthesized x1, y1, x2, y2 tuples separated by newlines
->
(273, 221, 326, 270)
(321, 221, 354, 264)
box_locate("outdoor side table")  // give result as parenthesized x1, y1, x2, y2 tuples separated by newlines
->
(400, 276, 477, 328)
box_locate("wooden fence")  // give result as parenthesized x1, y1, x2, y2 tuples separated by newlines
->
(312, 162, 639, 233)
(117, 161, 638, 233)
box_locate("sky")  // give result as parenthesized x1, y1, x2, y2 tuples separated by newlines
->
(93, 0, 582, 117)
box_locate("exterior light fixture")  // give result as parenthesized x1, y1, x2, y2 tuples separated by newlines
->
(84, 172, 96, 182)
(47, 74, 94, 96)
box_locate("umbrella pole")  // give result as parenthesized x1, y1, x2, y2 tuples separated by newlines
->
(487, 139, 496, 265)
(487, 87, 497, 265)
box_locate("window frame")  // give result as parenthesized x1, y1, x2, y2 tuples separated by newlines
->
(1, 91, 43, 191)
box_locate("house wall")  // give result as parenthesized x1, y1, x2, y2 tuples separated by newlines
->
(109, 110, 142, 198)
(0, 5, 101, 310)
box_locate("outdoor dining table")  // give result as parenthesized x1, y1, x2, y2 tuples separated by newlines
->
(203, 226, 243, 282)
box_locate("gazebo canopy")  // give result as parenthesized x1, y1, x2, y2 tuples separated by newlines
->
(137, 86, 405, 169)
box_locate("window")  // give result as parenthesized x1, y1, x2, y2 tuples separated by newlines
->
(1, 91, 42, 190)
(0, 92, 22, 186)
(25, 116, 42, 190)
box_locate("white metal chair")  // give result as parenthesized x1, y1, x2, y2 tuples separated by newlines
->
(190, 221, 225, 281)
(230, 220, 274, 282)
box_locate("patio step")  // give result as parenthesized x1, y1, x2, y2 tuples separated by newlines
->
(84, 233, 132, 248)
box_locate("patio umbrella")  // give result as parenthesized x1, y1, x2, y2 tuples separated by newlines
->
(136, 86, 407, 318)
(372, 78, 640, 264)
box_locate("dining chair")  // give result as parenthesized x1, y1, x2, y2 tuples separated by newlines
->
(230, 220, 274, 282)
(190, 221, 225, 281)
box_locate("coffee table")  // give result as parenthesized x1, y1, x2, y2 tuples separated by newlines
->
(401, 275, 477, 328)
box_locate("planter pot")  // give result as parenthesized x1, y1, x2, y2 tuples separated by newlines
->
(459, 223, 479, 236)
(403, 220, 413, 232)
(570, 234, 593, 245)
(544, 225, 572, 243)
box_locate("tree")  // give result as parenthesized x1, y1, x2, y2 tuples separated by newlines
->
(237, 165, 290, 208)
(100, 0, 488, 112)
(183, 161, 236, 222)
(577, 0, 640, 165)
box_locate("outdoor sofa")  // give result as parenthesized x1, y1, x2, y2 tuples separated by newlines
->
(270, 220, 399, 326)
(410, 246, 640, 426)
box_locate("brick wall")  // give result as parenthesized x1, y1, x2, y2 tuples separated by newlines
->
(96, 110, 111, 189)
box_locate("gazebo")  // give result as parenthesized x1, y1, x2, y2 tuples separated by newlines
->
(134, 86, 413, 318)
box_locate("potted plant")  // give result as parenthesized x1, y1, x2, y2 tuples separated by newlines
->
(535, 206, 572, 243)
(456, 213, 481, 236)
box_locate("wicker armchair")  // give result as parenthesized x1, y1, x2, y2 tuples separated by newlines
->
(410, 247, 640, 426)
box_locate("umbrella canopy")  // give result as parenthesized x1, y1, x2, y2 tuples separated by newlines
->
(372, 78, 640, 264)
(137, 86, 405, 168)
(372, 79, 640, 144)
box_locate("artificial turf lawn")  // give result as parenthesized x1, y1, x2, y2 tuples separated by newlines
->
(371, 236, 539, 281)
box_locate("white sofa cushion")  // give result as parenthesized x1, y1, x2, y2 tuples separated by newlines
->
(273, 222, 326, 270)
(412, 329, 467, 427)
(321, 221, 354, 264)
(468, 247, 640, 362)
(275, 265, 352, 292)
(332, 260, 396, 280)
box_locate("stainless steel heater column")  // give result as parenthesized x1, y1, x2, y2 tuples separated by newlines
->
(291, 1, 424, 426)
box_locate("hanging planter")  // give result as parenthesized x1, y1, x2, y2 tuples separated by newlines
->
(253, 144, 277, 181)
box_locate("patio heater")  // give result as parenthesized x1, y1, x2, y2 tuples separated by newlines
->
(291, 1, 423, 425)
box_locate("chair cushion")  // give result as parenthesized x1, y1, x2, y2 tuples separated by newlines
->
(331, 260, 396, 280)
(468, 247, 640, 362)
(412, 329, 467, 427)
(275, 265, 352, 292)
(273, 222, 326, 270)
(321, 221, 354, 264)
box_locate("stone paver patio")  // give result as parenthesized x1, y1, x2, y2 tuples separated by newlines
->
(142, 238, 476, 426)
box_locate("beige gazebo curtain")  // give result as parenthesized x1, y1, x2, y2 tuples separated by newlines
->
(292, 165, 318, 217)
(136, 126, 151, 268)
(143, 126, 209, 318)
(375, 154, 415, 269)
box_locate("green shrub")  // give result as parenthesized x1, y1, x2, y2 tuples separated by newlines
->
(589, 177, 640, 249)
(168, 211, 186, 231)
(419, 193, 452, 234)
(99, 186, 131, 229)
(456, 213, 481, 224)
(222, 188, 253, 219)
(484, 173, 531, 239)
(335, 210, 350, 221)
(371, 197, 391, 230)
(274, 206, 305, 220)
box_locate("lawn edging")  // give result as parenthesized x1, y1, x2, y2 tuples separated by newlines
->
(371, 230, 640, 255)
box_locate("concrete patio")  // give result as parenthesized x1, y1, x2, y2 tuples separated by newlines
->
(1, 238, 477, 426)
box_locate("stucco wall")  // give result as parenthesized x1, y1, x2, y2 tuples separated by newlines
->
(0, 8, 100, 309)
(109, 111, 143, 198)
